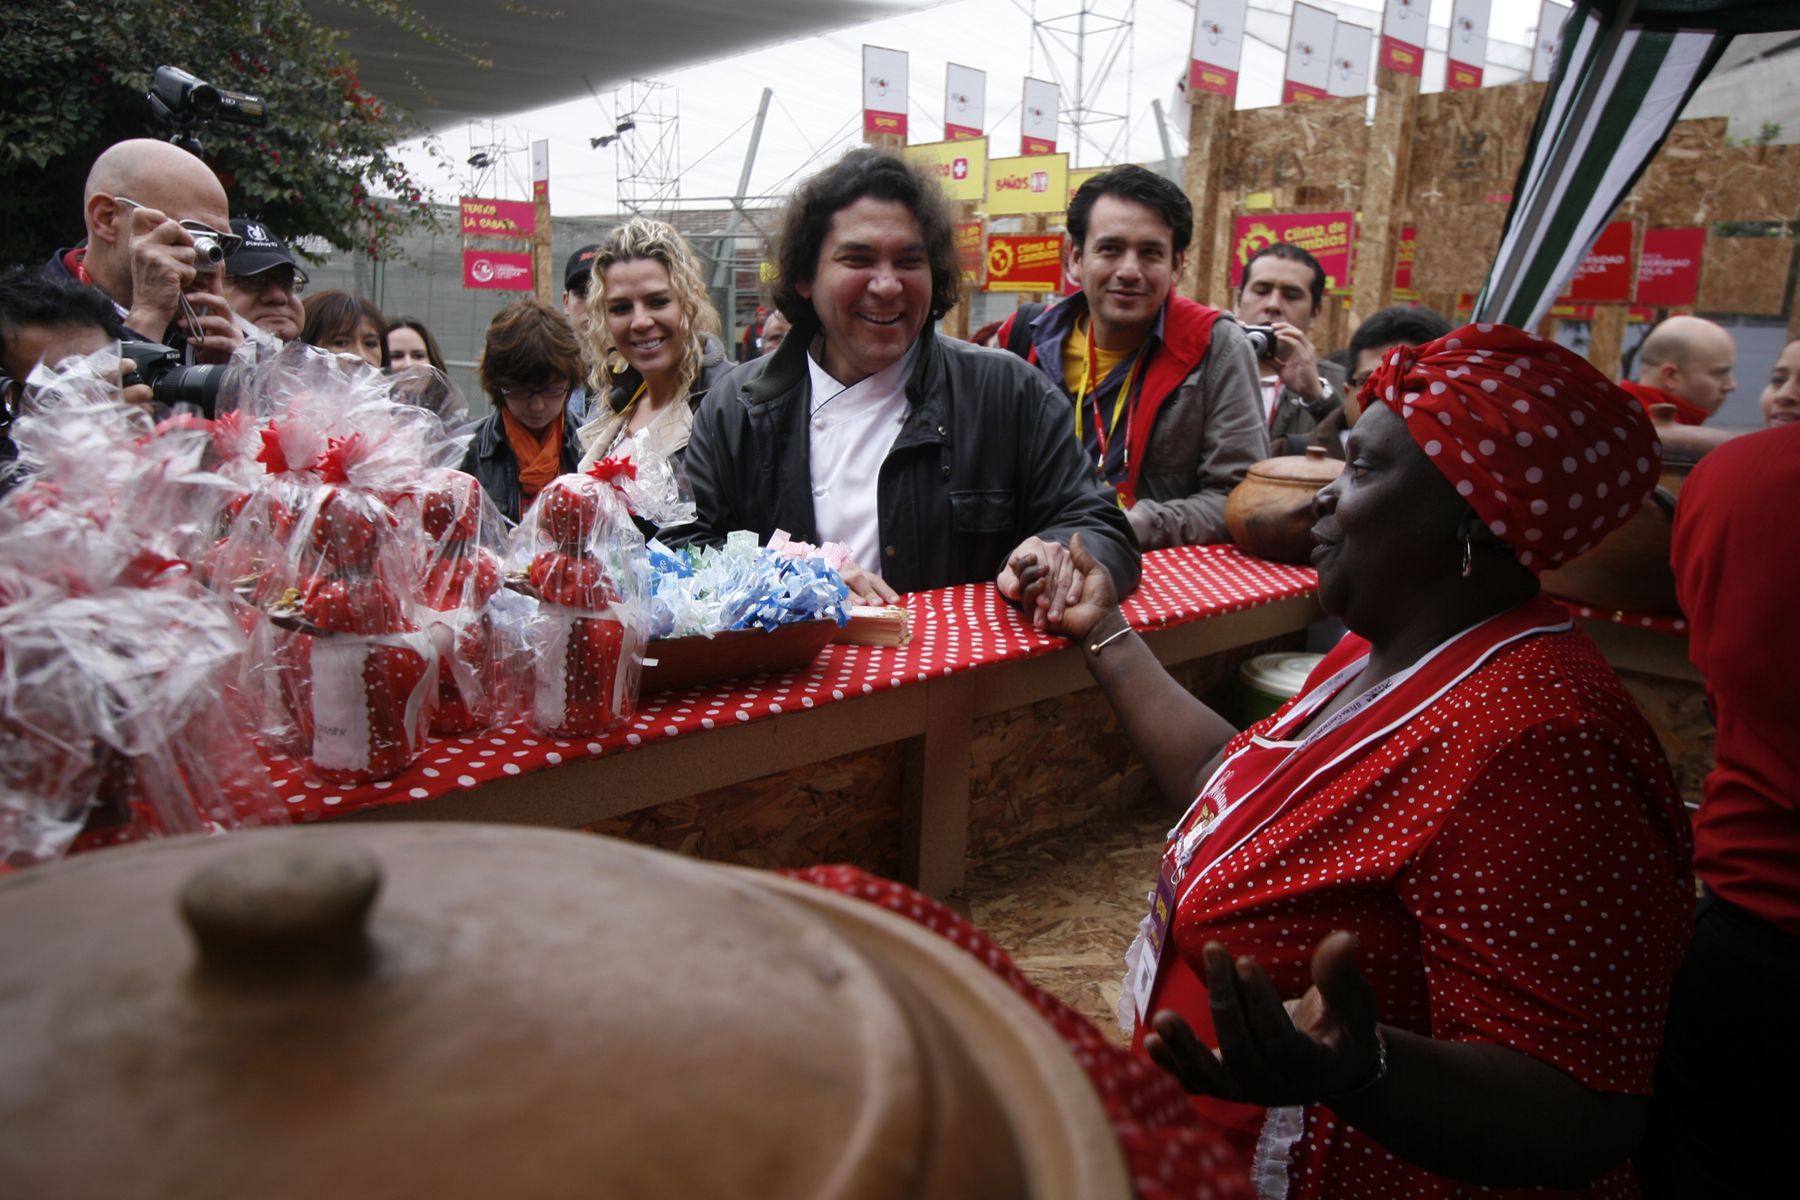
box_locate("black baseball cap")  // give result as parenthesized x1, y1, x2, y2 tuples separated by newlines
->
(226, 218, 308, 284)
(565, 243, 601, 292)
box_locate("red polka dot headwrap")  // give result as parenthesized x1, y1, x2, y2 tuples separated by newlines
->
(1360, 322, 1662, 572)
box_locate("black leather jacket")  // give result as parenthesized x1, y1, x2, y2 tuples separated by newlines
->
(459, 406, 584, 525)
(678, 324, 1140, 597)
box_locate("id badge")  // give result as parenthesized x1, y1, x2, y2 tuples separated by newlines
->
(1130, 854, 1180, 1024)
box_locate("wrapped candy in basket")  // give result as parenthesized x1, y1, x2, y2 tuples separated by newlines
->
(0, 348, 283, 867)
(509, 458, 653, 739)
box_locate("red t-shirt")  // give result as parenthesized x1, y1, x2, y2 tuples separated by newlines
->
(1143, 597, 1693, 1199)
(1672, 421, 1800, 935)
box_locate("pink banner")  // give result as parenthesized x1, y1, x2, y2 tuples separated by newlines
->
(1447, 61, 1484, 89)
(864, 110, 908, 138)
(1021, 135, 1057, 157)
(462, 249, 534, 292)
(1635, 227, 1705, 307)
(1232, 211, 1355, 293)
(459, 197, 535, 238)
(1380, 35, 1424, 76)
(945, 122, 981, 141)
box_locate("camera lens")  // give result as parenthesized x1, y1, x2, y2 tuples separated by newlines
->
(151, 364, 226, 418)
(190, 234, 224, 266)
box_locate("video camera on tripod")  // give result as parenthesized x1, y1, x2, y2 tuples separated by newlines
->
(146, 65, 267, 154)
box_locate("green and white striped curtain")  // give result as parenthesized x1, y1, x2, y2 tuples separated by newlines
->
(1475, 1, 1795, 329)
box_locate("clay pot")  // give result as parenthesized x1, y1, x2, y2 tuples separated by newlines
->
(0, 826, 1129, 1200)
(1224, 445, 1345, 564)
(1540, 404, 1743, 615)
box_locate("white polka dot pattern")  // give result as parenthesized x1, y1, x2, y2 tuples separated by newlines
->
(262, 545, 1318, 822)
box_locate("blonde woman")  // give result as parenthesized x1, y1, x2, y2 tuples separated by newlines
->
(576, 218, 727, 473)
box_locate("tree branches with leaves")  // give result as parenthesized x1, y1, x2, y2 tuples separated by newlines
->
(0, 0, 475, 265)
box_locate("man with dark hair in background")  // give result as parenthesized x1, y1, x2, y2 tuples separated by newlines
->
(44, 139, 244, 365)
(1304, 305, 1454, 456)
(1233, 242, 1346, 453)
(681, 148, 1138, 619)
(997, 164, 1263, 549)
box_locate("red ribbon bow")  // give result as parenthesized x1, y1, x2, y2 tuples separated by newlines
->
(586, 457, 637, 487)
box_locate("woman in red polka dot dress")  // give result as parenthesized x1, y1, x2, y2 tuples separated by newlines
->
(1019, 323, 1694, 1198)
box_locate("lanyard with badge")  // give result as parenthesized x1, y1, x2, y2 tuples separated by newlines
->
(1072, 319, 1143, 491)
(1126, 655, 1409, 1024)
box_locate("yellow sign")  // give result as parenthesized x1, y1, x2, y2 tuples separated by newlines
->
(1067, 166, 1105, 206)
(903, 137, 987, 203)
(985, 152, 1069, 216)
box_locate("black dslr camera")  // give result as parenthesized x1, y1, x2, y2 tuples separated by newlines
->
(119, 341, 228, 418)
(147, 65, 268, 154)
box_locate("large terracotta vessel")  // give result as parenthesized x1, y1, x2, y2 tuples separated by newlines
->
(1541, 404, 1742, 615)
(0, 825, 1130, 1199)
(1225, 446, 1345, 564)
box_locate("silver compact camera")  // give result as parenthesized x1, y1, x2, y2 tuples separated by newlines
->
(189, 232, 226, 266)
(1242, 324, 1291, 362)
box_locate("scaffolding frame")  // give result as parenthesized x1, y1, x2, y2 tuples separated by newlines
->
(1029, 0, 1137, 168)
(614, 79, 682, 217)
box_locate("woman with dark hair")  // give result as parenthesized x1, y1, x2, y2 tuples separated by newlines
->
(1017, 324, 1693, 1198)
(460, 299, 583, 523)
(386, 315, 448, 375)
(300, 291, 387, 370)
(575, 217, 727, 477)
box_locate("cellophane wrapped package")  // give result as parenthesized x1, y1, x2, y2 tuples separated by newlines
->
(395, 468, 529, 736)
(510, 458, 652, 738)
(0, 348, 283, 868)
(646, 529, 851, 639)
(233, 346, 470, 784)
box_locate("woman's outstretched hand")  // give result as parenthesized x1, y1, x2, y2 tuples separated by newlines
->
(1144, 931, 1383, 1108)
(998, 531, 1120, 640)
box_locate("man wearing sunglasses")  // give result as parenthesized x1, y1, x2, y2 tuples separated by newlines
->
(222, 218, 308, 344)
(43, 138, 245, 365)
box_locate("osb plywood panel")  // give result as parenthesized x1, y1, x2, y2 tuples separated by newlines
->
(1410, 201, 1509, 294)
(1406, 82, 1547, 208)
(1696, 234, 1793, 315)
(1223, 95, 1370, 195)
(1623, 122, 1800, 225)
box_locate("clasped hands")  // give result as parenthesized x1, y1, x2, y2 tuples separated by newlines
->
(1146, 930, 1387, 1108)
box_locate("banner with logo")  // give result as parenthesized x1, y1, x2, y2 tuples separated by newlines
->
(1393, 224, 1418, 295)
(1189, 0, 1249, 99)
(955, 221, 985, 280)
(531, 139, 548, 201)
(1447, 0, 1492, 90)
(1068, 166, 1106, 208)
(945, 63, 986, 141)
(1380, 0, 1426, 77)
(986, 152, 1069, 216)
(1635, 226, 1704, 306)
(1328, 22, 1374, 98)
(1231, 211, 1355, 292)
(459, 197, 536, 239)
(1562, 220, 1635, 302)
(462, 248, 534, 291)
(984, 233, 1066, 293)
(1284, 4, 1336, 104)
(1531, 0, 1573, 83)
(904, 137, 987, 202)
(1021, 78, 1059, 156)
(863, 46, 909, 139)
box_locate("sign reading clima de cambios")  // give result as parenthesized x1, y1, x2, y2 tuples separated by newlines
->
(462, 249, 534, 291)
(1189, 0, 1249, 98)
(984, 233, 1065, 293)
(1233, 212, 1356, 292)
(986, 153, 1069, 216)
(1447, 0, 1493, 90)
(1380, 0, 1426, 76)
(945, 63, 986, 140)
(1283, 4, 1337, 104)
(459, 197, 535, 238)
(863, 45, 909, 138)
(1020, 78, 1058, 156)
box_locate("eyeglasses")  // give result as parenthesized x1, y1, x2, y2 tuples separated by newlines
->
(228, 268, 307, 296)
(110, 196, 244, 257)
(500, 383, 570, 403)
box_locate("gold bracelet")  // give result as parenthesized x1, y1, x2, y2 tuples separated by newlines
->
(1087, 622, 1133, 655)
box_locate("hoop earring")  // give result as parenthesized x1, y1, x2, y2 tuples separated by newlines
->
(1461, 535, 1474, 579)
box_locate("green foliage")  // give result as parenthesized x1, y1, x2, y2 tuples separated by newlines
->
(0, 0, 470, 266)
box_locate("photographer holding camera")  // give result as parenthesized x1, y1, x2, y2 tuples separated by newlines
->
(1232, 242, 1345, 454)
(43, 138, 245, 368)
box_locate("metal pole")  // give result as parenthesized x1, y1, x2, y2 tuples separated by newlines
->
(1151, 97, 1177, 181)
(712, 87, 774, 353)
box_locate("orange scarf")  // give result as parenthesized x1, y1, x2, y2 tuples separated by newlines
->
(501, 408, 563, 502)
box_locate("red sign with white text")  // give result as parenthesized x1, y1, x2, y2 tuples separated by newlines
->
(459, 197, 536, 238)
(1635, 226, 1705, 307)
(462, 249, 534, 291)
(954, 221, 984, 280)
(1447, 61, 1484, 89)
(1393, 225, 1417, 293)
(984, 233, 1065, 293)
(1380, 36, 1425, 76)
(1282, 81, 1327, 104)
(1190, 62, 1239, 96)
(1564, 221, 1635, 303)
(1232, 212, 1355, 293)
(864, 110, 908, 138)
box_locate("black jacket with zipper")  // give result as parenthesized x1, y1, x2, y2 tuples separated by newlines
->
(676, 322, 1140, 597)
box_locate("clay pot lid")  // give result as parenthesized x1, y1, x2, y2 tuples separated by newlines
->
(1244, 445, 1345, 486)
(0, 825, 1115, 1199)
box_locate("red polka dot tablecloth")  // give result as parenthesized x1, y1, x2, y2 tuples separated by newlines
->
(266, 545, 1317, 821)
(1553, 598, 1689, 637)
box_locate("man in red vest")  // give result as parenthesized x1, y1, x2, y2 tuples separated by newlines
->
(1619, 315, 1737, 425)
(997, 166, 1264, 549)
